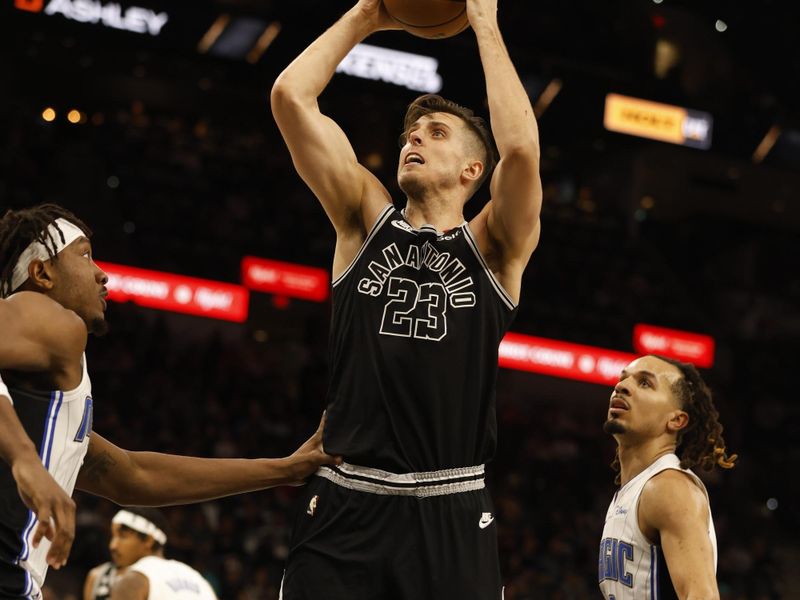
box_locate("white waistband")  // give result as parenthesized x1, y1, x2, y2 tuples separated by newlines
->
(316, 462, 485, 498)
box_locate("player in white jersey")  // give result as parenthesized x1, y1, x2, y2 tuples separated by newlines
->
(85, 507, 217, 600)
(120, 556, 217, 600)
(84, 506, 167, 600)
(0, 204, 341, 598)
(600, 355, 736, 600)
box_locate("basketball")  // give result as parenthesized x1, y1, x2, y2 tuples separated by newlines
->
(383, 0, 469, 39)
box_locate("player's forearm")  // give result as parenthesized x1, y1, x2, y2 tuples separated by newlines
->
(273, 8, 374, 103)
(114, 452, 295, 506)
(681, 586, 720, 600)
(472, 17, 540, 159)
(676, 576, 720, 600)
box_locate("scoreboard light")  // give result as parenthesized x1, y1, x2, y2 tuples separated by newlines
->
(604, 93, 713, 150)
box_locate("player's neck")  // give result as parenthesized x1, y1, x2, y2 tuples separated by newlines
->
(403, 198, 464, 232)
(616, 439, 676, 486)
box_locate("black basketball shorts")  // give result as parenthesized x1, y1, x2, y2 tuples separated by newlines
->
(280, 463, 503, 600)
(0, 561, 41, 599)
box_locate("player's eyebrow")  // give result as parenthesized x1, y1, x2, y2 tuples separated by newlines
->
(408, 119, 454, 134)
(619, 369, 658, 386)
(424, 120, 452, 131)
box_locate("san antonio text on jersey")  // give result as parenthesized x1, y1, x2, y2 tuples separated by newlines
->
(324, 206, 518, 473)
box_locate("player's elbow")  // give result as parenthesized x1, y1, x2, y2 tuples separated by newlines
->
(499, 142, 540, 167)
(270, 75, 312, 116)
(270, 78, 293, 114)
(683, 583, 720, 600)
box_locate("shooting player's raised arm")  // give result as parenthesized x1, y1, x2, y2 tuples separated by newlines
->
(468, 0, 542, 277)
(270, 1, 399, 244)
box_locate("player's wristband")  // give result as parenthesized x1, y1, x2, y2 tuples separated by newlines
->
(0, 375, 11, 405)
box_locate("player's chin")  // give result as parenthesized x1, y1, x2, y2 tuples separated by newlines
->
(602, 418, 626, 435)
(398, 172, 425, 197)
(89, 315, 110, 337)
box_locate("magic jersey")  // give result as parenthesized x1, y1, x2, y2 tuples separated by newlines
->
(0, 355, 94, 596)
(599, 453, 717, 600)
(324, 206, 518, 473)
(129, 556, 217, 600)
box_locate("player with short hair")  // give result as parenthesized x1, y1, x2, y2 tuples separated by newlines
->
(0, 204, 340, 599)
(271, 0, 542, 597)
(600, 355, 736, 600)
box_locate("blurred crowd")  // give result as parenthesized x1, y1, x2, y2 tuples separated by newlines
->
(1, 102, 797, 599)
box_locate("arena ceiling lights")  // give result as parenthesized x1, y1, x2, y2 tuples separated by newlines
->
(14, 0, 170, 36)
(196, 14, 281, 64)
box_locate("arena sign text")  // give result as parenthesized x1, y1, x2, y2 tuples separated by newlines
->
(16, 0, 169, 36)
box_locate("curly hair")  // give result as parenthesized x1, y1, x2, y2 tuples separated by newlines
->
(0, 204, 91, 298)
(400, 94, 499, 192)
(610, 356, 737, 484)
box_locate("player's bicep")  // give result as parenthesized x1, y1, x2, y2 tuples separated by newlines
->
(659, 517, 718, 600)
(76, 433, 140, 503)
(271, 91, 371, 231)
(0, 293, 85, 371)
(83, 569, 98, 600)
(486, 150, 543, 259)
(110, 571, 149, 600)
(641, 473, 719, 599)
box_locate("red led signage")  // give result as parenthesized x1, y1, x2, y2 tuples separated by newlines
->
(241, 256, 329, 302)
(633, 324, 715, 368)
(499, 332, 637, 385)
(98, 261, 249, 322)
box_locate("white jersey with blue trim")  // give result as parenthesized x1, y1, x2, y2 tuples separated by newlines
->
(129, 556, 218, 600)
(15, 354, 93, 593)
(598, 453, 717, 600)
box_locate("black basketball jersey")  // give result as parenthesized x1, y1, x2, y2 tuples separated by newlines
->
(324, 206, 518, 473)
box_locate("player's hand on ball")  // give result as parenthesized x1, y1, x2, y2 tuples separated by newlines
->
(355, 0, 403, 32)
(286, 411, 342, 485)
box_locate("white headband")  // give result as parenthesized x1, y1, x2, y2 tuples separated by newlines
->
(112, 510, 168, 545)
(3, 218, 86, 298)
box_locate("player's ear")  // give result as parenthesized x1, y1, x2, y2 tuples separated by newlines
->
(27, 259, 56, 292)
(666, 410, 689, 434)
(461, 160, 483, 186)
